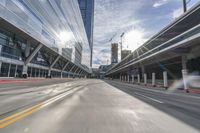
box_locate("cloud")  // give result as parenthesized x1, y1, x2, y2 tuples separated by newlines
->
(100, 48, 110, 53)
(172, 7, 183, 19)
(92, 0, 200, 68)
(153, 0, 168, 8)
(93, 0, 146, 67)
(92, 46, 111, 68)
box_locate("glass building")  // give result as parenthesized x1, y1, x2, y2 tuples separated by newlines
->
(0, 0, 91, 78)
(78, 0, 94, 66)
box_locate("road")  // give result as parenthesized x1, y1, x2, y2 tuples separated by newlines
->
(0, 79, 199, 133)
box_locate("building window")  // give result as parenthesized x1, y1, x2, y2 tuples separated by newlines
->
(9, 64, 16, 77)
(0, 63, 9, 77)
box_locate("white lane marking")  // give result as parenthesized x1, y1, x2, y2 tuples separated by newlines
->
(41, 86, 83, 107)
(1, 86, 28, 90)
(134, 92, 164, 104)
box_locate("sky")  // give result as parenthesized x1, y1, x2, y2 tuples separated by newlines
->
(92, 0, 200, 68)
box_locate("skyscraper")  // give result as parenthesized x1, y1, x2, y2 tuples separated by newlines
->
(78, 0, 94, 66)
(111, 43, 118, 64)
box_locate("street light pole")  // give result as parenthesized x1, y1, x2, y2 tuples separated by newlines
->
(120, 32, 125, 60)
(183, 0, 187, 12)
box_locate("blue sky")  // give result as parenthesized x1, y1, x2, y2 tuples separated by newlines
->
(92, 0, 200, 68)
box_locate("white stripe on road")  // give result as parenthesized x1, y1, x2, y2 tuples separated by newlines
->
(134, 92, 164, 104)
(1, 86, 28, 90)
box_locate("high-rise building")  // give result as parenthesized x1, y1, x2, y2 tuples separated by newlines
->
(121, 50, 131, 60)
(78, 0, 94, 66)
(0, 0, 91, 78)
(111, 43, 118, 64)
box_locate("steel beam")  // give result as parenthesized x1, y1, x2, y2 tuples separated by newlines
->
(50, 55, 60, 69)
(62, 62, 70, 71)
(69, 65, 75, 72)
(25, 43, 43, 65)
(78, 69, 82, 74)
(74, 67, 79, 73)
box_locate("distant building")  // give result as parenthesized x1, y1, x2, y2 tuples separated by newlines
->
(74, 43, 83, 65)
(91, 68, 100, 78)
(91, 65, 113, 79)
(121, 50, 131, 60)
(111, 43, 118, 64)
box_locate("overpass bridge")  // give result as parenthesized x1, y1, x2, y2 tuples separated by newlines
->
(106, 3, 200, 91)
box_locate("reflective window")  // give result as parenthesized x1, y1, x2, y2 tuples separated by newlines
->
(9, 64, 16, 77)
(0, 63, 9, 77)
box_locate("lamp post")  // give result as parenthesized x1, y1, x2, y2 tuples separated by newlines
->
(183, 0, 191, 13)
(120, 32, 125, 60)
(183, 0, 187, 12)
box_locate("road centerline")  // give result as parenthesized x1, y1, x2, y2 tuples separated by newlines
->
(0, 86, 83, 129)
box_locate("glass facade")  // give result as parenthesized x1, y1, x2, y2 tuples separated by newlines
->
(0, 0, 91, 69)
(78, 0, 94, 66)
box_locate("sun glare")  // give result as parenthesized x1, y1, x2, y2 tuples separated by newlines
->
(59, 31, 73, 43)
(124, 29, 146, 51)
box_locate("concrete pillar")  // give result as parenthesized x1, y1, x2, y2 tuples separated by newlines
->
(141, 65, 145, 77)
(8, 63, 11, 77)
(15, 65, 18, 77)
(61, 71, 63, 78)
(127, 75, 129, 83)
(152, 73, 156, 87)
(163, 71, 168, 89)
(132, 75, 134, 83)
(125, 75, 127, 82)
(48, 69, 51, 77)
(182, 69, 189, 92)
(0, 45, 2, 55)
(22, 65, 28, 76)
(144, 73, 147, 85)
(182, 55, 189, 92)
(137, 74, 140, 84)
(0, 61, 2, 72)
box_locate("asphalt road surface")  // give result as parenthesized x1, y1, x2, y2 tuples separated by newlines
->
(0, 79, 199, 133)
